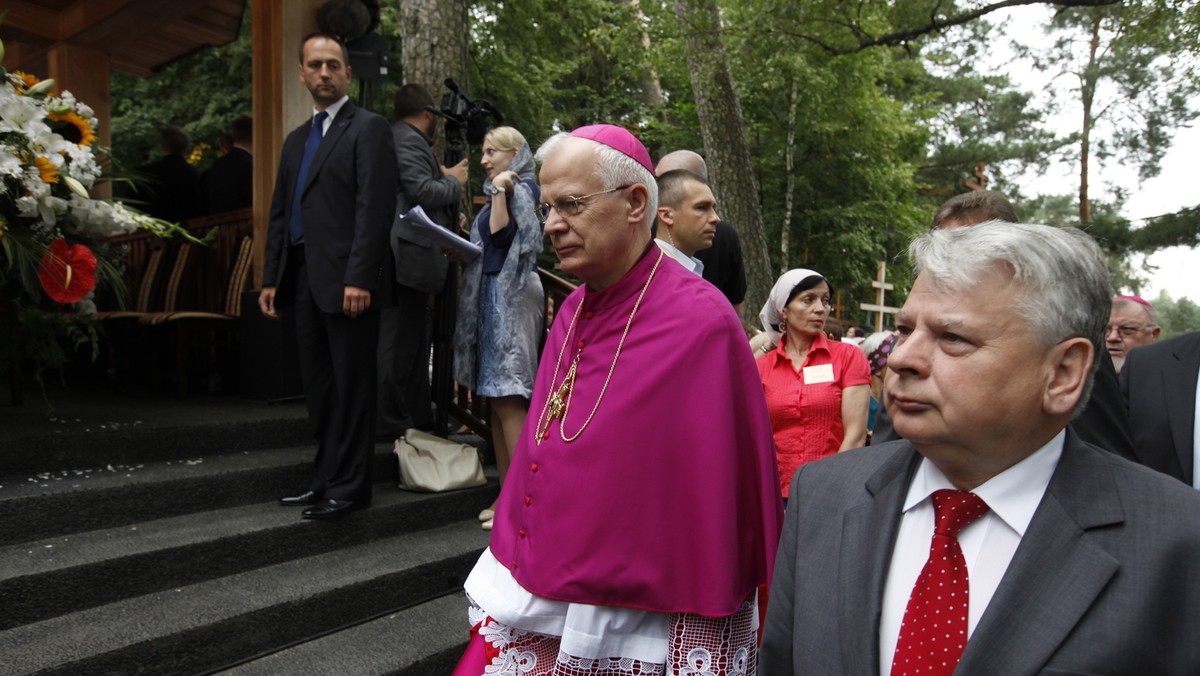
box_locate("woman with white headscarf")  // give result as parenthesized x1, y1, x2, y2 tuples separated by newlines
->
(756, 269, 871, 499)
(453, 127, 544, 530)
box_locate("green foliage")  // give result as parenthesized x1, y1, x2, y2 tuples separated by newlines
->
(109, 7, 252, 173)
(1030, 2, 1199, 184)
(1152, 291, 1200, 339)
(467, 0, 653, 138)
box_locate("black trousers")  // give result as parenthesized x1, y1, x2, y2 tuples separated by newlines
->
(376, 284, 434, 436)
(290, 251, 380, 503)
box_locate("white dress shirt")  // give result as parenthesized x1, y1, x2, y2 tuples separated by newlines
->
(313, 95, 349, 135)
(1193, 369, 1200, 489)
(654, 238, 704, 276)
(879, 430, 1065, 675)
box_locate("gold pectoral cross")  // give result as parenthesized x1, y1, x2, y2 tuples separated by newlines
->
(536, 361, 576, 444)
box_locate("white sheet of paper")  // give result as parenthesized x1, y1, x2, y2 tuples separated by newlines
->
(399, 205, 481, 261)
(802, 363, 834, 384)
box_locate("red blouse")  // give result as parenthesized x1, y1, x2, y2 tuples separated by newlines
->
(756, 332, 870, 496)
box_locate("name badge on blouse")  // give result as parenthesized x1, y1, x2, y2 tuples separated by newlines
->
(802, 363, 834, 384)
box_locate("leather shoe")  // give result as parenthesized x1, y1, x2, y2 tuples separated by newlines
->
(302, 499, 367, 520)
(279, 490, 322, 507)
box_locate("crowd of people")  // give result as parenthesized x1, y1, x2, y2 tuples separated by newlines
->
(248, 32, 1199, 676)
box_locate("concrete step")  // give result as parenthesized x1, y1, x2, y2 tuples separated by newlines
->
(0, 480, 498, 631)
(1, 416, 313, 476)
(0, 437, 485, 546)
(220, 593, 469, 675)
(0, 520, 490, 675)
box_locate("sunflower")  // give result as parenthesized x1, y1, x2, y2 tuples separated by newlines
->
(12, 70, 39, 93)
(34, 156, 60, 184)
(48, 111, 97, 147)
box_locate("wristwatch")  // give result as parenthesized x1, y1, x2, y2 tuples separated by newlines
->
(485, 184, 504, 196)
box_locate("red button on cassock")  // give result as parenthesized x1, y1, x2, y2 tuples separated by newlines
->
(585, 311, 594, 319)
(577, 339, 586, 350)
(524, 496, 532, 506)
(519, 529, 527, 538)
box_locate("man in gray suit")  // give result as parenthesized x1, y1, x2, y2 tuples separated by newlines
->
(377, 84, 468, 438)
(760, 222, 1200, 675)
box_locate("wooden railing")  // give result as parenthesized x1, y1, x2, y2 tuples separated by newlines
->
(99, 208, 254, 315)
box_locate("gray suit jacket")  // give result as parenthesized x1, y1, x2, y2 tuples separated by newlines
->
(759, 433, 1200, 675)
(1121, 330, 1200, 485)
(389, 121, 462, 294)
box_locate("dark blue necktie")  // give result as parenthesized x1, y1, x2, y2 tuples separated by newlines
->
(288, 110, 328, 242)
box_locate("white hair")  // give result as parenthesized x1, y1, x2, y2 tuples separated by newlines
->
(908, 221, 1111, 416)
(536, 132, 658, 232)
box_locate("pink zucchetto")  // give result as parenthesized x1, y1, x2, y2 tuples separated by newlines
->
(1114, 294, 1153, 308)
(569, 124, 654, 174)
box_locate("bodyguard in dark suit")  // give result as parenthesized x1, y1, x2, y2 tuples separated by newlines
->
(259, 33, 398, 519)
(376, 84, 467, 437)
(1121, 330, 1200, 486)
(760, 223, 1200, 675)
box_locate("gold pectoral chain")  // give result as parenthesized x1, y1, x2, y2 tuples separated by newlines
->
(534, 249, 664, 445)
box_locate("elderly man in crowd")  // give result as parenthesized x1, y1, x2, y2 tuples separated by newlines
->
(1106, 294, 1161, 373)
(760, 222, 1200, 675)
(454, 125, 782, 676)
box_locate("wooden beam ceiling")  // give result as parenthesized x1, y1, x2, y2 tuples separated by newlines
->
(1, 0, 245, 77)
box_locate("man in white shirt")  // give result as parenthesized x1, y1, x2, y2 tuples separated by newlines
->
(759, 222, 1200, 675)
(652, 169, 718, 275)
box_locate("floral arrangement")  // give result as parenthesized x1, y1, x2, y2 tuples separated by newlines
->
(1, 37, 196, 386)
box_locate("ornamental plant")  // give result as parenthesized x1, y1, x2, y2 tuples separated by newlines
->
(0, 38, 199, 387)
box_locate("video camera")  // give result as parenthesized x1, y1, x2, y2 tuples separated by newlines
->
(432, 79, 503, 166)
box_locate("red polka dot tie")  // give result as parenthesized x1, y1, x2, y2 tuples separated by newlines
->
(891, 489, 990, 676)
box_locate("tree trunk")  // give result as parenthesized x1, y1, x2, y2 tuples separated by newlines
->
(781, 75, 799, 274)
(675, 0, 772, 320)
(629, 0, 667, 117)
(1078, 13, 1102, 225)
(399, 0, 469, 163)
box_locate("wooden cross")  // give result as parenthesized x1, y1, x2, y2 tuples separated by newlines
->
(961, 162, 989, 191)
(859, 261, 900, 332)
(832, 291, 846, 318)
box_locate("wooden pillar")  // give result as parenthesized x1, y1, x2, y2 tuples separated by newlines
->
(46, 44, 111, 197)
(251, 0, 322, 287)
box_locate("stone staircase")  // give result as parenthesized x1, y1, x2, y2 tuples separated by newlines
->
(0, 392, 494, 675)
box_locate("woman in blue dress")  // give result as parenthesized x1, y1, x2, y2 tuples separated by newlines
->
(453, 127, 544, 530)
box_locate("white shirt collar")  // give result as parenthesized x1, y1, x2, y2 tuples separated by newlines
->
(654, 238, 704, 276)
(903, 429, 1065, 537)
(313, 96, 349, 128)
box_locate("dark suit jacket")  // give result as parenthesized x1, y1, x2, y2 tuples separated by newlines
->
(1121, 331, 1200, 485)
(759, 433, 1200, 675)
(134, 154, 203, 223)
(389, 120, 462, 294)
(203, 146, 253, 214)
(262, 102, 398, 314)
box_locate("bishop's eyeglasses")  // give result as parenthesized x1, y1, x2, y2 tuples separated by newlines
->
(537, 185, 631, 224)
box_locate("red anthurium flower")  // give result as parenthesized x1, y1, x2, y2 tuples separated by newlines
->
(38, 239, 97, 304)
